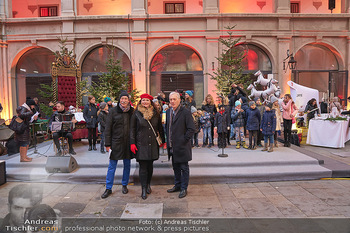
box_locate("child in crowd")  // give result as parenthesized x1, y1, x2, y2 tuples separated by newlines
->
(231, 101, 248, 149)
(271, 96, 282, 147)
(200, 109, 212, 148)
(246, 101, 261, 150)
(255, 97, 265, 147)
(260, 102, 276, 152)
(215, 105, 229, 148)
(191, 106, 201, 148)
(97, 102, 108, 154)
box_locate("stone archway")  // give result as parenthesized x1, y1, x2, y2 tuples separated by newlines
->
(149, 44, 204, 105)
(15, 47, 55, 106)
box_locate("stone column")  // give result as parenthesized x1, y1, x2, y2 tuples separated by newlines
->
(203, 0, 219, 13)
(277, 36, 292, 94)
(275, 0, 290, 13)
(61, 0, 75, 16)
(132, 38, 147, 93)
(132, 0, 146, 15)
(206, 36, 219, 97)
(0, 0, 12, 18)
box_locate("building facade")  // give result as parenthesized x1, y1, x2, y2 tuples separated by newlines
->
(0, 0, 349, 119)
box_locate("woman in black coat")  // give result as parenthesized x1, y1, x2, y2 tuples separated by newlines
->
(14, 99, 37, 162)
(201, 94, 217, 146)
(83, 95, 98, 151)
(130, 93, 165, 200)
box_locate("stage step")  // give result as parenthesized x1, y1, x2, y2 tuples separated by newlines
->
(2, 141, 333, 184)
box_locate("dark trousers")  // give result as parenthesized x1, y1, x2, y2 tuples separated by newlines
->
(283, 119, 292, 144)
(218, 132, 227, 148)
(170, 150, 189, 190)
(248, 130, 258, 147)
(53, 132, 73, 151)
(257, 127, 263, 145)
(138, 160, 154, 188)
(88, 127, 97, 146)
(192, 132, 199, 146)
(100, 131, 105, 149)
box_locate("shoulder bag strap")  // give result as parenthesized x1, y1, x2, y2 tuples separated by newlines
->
(146, 119, 158, 138)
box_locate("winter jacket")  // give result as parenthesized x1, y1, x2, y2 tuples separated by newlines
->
(14, 105, 33, 143)
(83, 103, 98, 128)
(214, 111, 229, 134)
(130, 105, 164, 161)
(165, 106, 195, 163)
(282, 100, 298, 120)
(193, 115, 201, 133)
(304, 102, 320, 120)
(183, 99, 196, 110)
(201, 104, 217, 122)
(246, 107, 261, 131)
(231, 108, 246, 128)
(260, 110, 276, 135)
(97, 110, 108, 132)
(105, 103, 134, 160)
(200, 112, 211, 128)
(272, 104, 282, 131)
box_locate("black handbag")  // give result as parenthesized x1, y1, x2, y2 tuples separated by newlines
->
(9, 116, 27, 134)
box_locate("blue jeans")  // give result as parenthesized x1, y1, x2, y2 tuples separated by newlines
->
(230, 123, 235, 138)
(105, 159, 131, 190)
(100, 131, 105, 149)
(203, 127, 212, 144)
(264, 134, 274, 145)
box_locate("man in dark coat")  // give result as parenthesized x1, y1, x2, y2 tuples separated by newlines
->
(101, 91, 134, 199)
(166, 92, 195, 198)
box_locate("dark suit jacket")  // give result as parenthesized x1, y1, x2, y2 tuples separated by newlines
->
(165, 106, 195, 163)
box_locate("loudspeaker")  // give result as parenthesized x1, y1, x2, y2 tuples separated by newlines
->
(45, 156, 78, 173)
(0, 160, 6, 185)
(328, 0, 335, 10)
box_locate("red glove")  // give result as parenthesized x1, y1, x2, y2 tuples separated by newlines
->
(130, 144, 138, 154)
(160, 143, 167, 148)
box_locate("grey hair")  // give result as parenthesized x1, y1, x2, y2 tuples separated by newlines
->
(169, 92, 181, 99)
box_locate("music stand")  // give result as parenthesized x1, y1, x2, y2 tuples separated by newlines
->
(28, 122, 47, 157)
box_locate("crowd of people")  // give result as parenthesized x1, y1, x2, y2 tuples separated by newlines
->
(5, 83, 350, 203)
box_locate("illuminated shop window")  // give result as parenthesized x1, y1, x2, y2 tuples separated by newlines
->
(165, 3, 185, 14)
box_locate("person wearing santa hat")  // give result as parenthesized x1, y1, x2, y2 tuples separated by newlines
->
(130, 93, 165, 200)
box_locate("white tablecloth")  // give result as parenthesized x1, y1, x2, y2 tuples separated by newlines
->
(74, 112, 85, 122)
(307, 119, 350, 148)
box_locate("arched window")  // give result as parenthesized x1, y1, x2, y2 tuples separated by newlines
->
(234, 44, 272, 72)
(294, 44, 339, 71)
(82, 46, 131, 73)
(150, 45, 204, 105)
(294, 44, 346, 105)
(81, 46, 132, 97)
(16, 47, 55, 105)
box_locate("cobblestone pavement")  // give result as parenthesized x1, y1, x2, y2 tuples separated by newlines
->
(1, 179, 350, 219)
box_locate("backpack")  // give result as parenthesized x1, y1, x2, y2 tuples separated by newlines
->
(9, 116, 27, 134)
